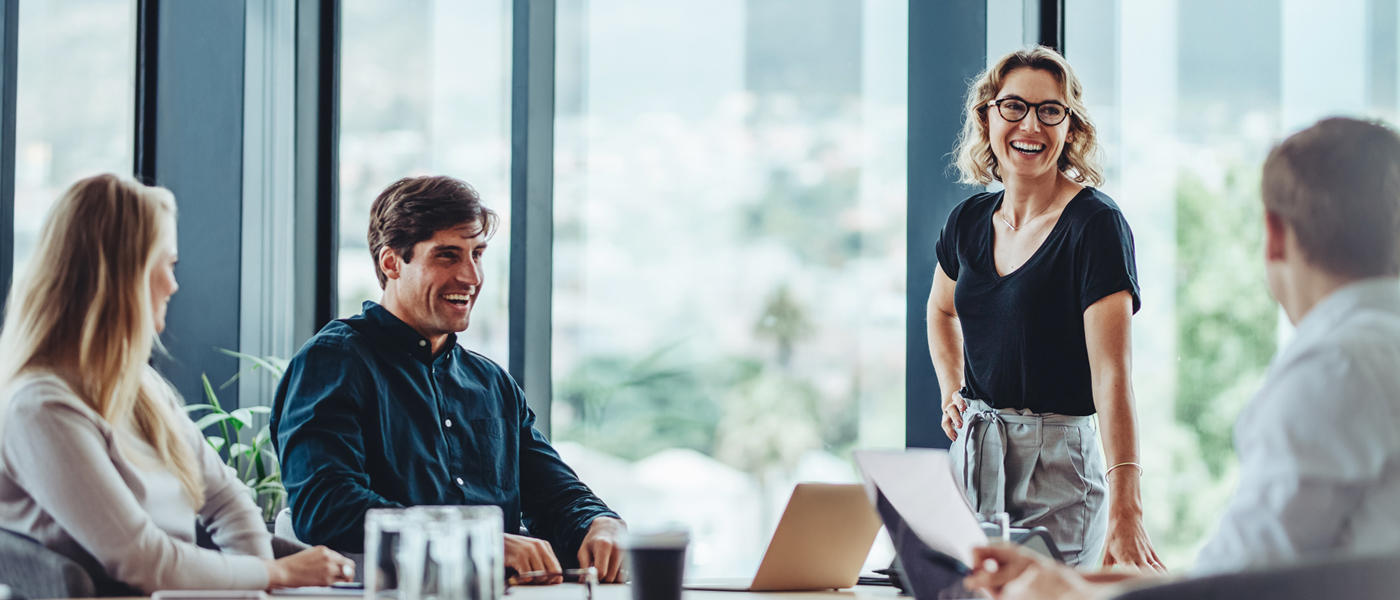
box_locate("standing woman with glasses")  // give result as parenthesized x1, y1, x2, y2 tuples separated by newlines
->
(928, 47, 1162, 570)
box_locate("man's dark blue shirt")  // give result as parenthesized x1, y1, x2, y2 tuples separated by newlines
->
(271, 301, 617, 557)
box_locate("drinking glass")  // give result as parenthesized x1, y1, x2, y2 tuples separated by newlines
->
(365, 508, 409, 600)
(460, 506, 504, 600)
(396, 505, 505, 600)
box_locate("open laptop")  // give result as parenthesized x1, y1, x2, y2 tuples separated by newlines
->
(683, 483, 882, 592)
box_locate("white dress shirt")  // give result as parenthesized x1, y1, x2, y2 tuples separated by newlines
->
(0, 370, 272, 592)
(1193, 278, 1400, 575)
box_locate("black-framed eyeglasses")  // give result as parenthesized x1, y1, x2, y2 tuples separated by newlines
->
(985, 98, 1071, 126)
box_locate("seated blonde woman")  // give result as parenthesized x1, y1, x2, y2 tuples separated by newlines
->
(0, 174, 354, 593)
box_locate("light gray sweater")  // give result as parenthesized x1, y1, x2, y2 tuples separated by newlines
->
(0, 372, 272, 592)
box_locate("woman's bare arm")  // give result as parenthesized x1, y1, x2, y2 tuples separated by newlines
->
(927, 265, 968, 440)
(1084, 290, 1163, 571)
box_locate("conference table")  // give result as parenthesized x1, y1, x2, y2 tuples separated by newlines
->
(513, 583, 902, 600)
(79, 583, 906, 600)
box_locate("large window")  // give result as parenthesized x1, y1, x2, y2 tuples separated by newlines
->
(549, 0, 908, 577)
(1066, 0, 1400, 568)
(338, 0, 513, 363)
(13, 0, 134, 271)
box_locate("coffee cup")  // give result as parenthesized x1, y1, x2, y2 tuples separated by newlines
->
(625, 529, 690, 600)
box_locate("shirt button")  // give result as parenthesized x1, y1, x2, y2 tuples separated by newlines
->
(456, 477, 464, 485)
(419, 340, 426, 347)
(445, 419, 453, 428)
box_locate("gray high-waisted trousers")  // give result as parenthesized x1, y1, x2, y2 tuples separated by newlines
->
(949, 399, 1108, 566)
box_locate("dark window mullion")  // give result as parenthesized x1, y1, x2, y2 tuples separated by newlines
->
(0, 0, 17, 309)
(315, 0, 339, 331)
(135, 0, 159, 184)
(509, 0, 555, 435)
(1039, 0, 1065, 53)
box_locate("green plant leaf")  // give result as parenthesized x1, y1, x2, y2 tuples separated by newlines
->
(201, 375, 223, 412)
(229, 408, 254, 430)
(252, 479, 286, 493)
(194, 413, 237, 432)
(251, 427, 270, 449)
(217, 348, 289, 388)
(199, 351, 291, 521)
(253, 442, 268, 480)
(201, 374, 235, 459)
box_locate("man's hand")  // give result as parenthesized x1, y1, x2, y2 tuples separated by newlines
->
(966, 545, 1138, 600)
(578, 517, 627, 583)
(505, 533, 563, 585)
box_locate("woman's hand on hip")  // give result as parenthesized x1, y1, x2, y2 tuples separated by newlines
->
(941, 392, 968, 441)
(1102, 512, 1165, 573)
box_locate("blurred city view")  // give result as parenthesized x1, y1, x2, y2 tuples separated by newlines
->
(1066, 0, 1398, 568)
(12, 0, 1400, 580)
(11, 0, 133, 273)
(339, 0, 514, 359)
(548, 0, 909, 577)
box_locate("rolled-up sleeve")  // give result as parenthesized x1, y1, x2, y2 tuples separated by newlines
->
(512, 380, 619, 562)
(273, 339, 402, 553)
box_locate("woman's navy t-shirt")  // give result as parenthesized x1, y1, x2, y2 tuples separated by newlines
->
(934, 187, 1140, 416)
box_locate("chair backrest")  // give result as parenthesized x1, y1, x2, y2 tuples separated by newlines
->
(273, 507, 298, 543)
(0, 528, 95, 599)
(1112, 551, 1400, 600)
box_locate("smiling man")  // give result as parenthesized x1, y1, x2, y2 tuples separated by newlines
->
(271, 176, 626, 583)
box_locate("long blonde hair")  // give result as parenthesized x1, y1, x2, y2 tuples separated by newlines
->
(953, 46, 1104, 187)
(0, 174, 203, 507)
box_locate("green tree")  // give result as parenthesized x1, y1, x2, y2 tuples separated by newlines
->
(754, 283, 813, 369)
(554, 344, 722, 461)
(1174, 166, 1277, 478)
(744, 167, 864, 267)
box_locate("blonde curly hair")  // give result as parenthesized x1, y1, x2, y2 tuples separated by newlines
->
(953, 46, 1103, 187)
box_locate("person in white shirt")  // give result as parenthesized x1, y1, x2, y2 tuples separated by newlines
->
(0, 174, 355, 594)
(965, 117, 1400, 599)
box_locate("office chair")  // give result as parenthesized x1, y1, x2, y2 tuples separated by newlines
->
(1111, 551, 1400, 600)
(0, 528, 95, 599)
(0, 524, 310, 599)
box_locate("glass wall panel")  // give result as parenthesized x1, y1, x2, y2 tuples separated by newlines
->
(1066, 0, 1396, 568)
(13, 0, 134, 271)
(552, 0, 908, 577)
(339, 0, 512, 362)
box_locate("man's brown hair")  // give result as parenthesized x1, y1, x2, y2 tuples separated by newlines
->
(1263, 117, 1400, 278)
(367, 176, 499, 287)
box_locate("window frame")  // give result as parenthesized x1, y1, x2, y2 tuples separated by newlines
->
(0, 0, 1060, 429)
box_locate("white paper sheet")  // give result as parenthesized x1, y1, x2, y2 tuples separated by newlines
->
(853, 449, 988, 567)
(269, 587, 362, 597)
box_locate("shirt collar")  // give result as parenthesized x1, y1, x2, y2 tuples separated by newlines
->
(361, 301, 458, 365)
(1284, 277, 1400, 357)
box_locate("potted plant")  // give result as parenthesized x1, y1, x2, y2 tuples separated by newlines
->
(184, 350, 290, 525)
